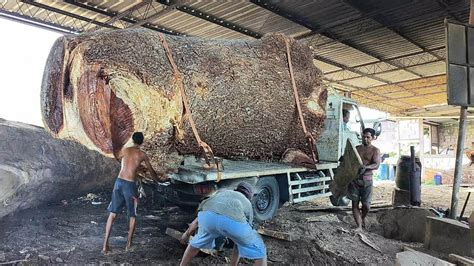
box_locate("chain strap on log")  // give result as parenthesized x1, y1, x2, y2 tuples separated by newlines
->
(158, 33, 219, 169)
(284, 37, 319, 165)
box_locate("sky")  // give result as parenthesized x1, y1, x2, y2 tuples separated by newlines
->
(0, 17, 62, 127)
(0, 17, 387, 127)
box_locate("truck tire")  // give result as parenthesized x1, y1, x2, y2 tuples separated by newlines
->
(252, 176, 280, 222)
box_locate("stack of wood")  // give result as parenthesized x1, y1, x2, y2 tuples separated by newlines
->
(41, 29, 327, 172)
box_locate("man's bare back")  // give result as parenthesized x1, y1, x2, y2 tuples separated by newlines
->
(118, 147, 156, 182)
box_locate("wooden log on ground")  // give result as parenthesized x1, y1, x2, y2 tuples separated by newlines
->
(396, 250, 454, 266)
(257, 227, 294, 241)
(41, 28, 327, 171)
(448, 253, 474, 265)
(0, 119, 119, 219)
(165, 227, 214, 255)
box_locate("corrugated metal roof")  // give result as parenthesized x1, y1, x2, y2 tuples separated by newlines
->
(0, 0, 469, 115)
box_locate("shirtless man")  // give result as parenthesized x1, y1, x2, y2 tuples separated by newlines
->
(348, 128, 380, 231)
(102, 132, 168, 254)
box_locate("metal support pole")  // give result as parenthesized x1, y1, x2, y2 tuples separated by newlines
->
(449, 106, 468, 219)
(450, 0, 474, 219)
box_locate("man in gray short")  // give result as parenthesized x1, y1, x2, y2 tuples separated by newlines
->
(348, 128, 380, 231)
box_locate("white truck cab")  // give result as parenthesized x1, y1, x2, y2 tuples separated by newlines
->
(317, 92, 365, 162)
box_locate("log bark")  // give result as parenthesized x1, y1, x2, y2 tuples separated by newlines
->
(0, 119, 119, 219)
(41, 28, 327, 171)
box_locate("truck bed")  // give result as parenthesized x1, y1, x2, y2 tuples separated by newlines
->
(171, 158, 338, 184)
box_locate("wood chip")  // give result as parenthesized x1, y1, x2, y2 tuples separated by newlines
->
(165, 227, 215, 255)
(257, 228, 294, 241)
(306, 214, 340, 223)
(357, 233, 381, 253)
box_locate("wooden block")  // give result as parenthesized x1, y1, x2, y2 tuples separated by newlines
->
(165, 227, 215, 255)
(165, 227, 183, 240)
(392, 187, 410, 206)
(295, 205, 349, 212)
(306, 214, 340, 223)
(396, 251, 455, 266)
(358, 233, 381, 253)
(448, 254, 474, 265)
(257, 228, 294, 241)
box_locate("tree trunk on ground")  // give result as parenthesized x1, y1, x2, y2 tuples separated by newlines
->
(0, 119, 119, 219)
(41, 29, 327, 171)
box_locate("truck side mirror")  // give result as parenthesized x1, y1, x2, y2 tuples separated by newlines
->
(373, 121, 382, 137)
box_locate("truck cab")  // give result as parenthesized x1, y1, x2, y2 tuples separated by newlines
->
(317, 92, 365, 163)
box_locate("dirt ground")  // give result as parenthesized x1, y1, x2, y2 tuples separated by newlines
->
(0, 182, 471, 264)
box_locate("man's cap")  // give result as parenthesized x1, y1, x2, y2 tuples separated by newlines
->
(235, 182, 254, 200)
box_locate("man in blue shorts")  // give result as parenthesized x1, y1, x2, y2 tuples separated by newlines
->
(179, 182, 267, 266)
(102, 132, 169, 254)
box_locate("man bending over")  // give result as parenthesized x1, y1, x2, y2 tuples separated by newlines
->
(179, 182, 267, 266)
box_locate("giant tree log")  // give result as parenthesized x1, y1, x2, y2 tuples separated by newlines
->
(0, 119, 119, 218)
(41, 29, 327, 171)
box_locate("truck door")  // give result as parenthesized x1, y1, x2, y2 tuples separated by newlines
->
(341, 103, 364, 153)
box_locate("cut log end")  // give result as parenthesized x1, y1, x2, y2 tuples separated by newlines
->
(41, 37, 67, 135)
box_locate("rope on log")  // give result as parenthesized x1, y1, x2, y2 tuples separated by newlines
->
(158, 32, 217, 167)
(284, 37, 319, 165)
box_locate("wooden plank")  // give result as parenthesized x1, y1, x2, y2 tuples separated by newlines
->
(165, 227, 183, 240)
(448, 254, 474, 265)
(396, 250, 454, 266)
(257, 228, 294, 241)
(306, 214, 340, 223)
(295, 205, 349, 212)
(165, 227, 215, 255)
(358, 233, 382, 253)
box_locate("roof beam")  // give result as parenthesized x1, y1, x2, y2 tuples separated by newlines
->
(315, 55, 392, 85)
(251, 0, 423, 94)
(157, 0, 262, 38)
(22, 0, 117, 31)
(323, 77, 418, 110)
(316, 54, 421, 97)
(364, 91, 445, 105)
(90, 0, 153, 31)
(63, 0, 181, 35)
(324, 47, 444, 76)
(342, 0, 444, 64)
(128, 4, 177, 28)
(0, 7, 78, 34)
(250, 0, 413, 40)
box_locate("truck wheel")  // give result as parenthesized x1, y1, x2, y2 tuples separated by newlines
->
(330, 195, 350, 206)
(252, 176, 280, 222)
